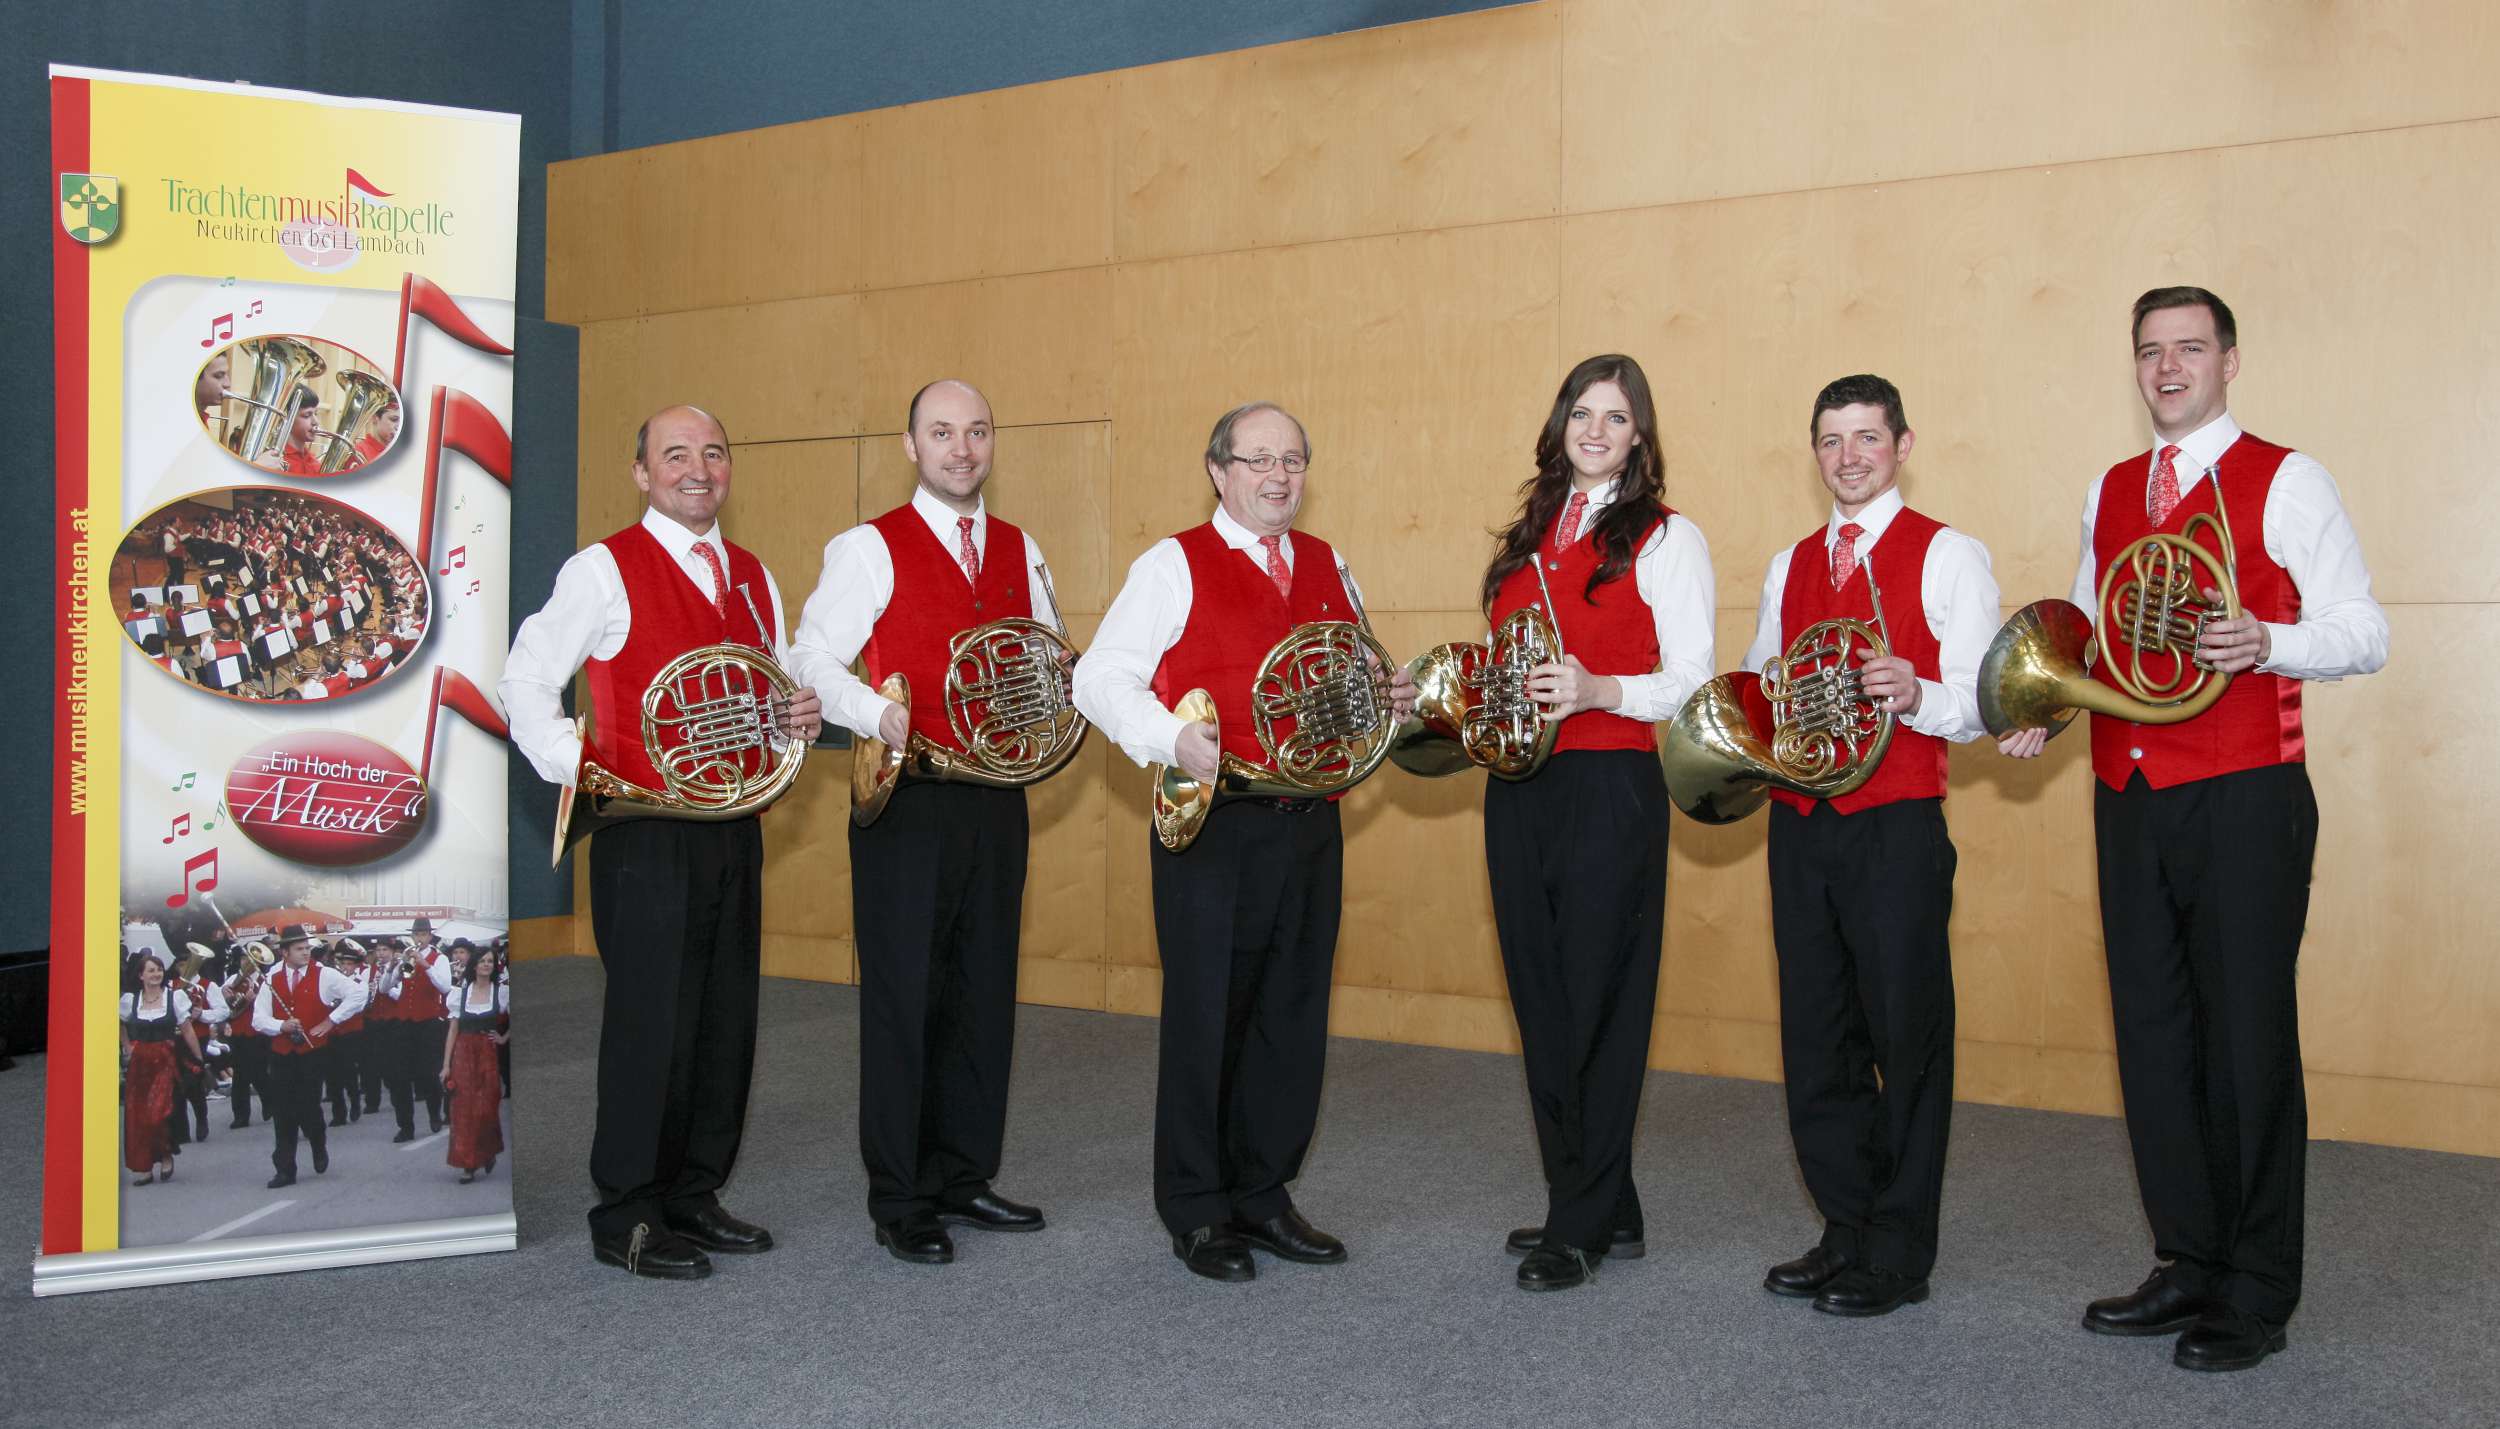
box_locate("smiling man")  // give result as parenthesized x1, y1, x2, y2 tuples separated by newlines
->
(791, 379, 1062, 1266)
(2000, 288, 2388, 1371)
(1739, 374, 2001, 1317)
(1073, 400, 1415, 1283)
(503, 403, 821, 1281)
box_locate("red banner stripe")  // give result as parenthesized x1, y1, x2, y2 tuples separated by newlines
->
(45, 73, 90, 1257)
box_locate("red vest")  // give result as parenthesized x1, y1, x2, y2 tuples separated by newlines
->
(1489, 504, 1672, 754)
(1765, 509, 1949, 815)
(860, 506, 1034, 753)
(1151, 524, 1354, 766)
(2088, 434, 2302, 790)
(584, 522, 780, 794)
(386, 949, 448, 1023)
(265, 966, 338, 1056)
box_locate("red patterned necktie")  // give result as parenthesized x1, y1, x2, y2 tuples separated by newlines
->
(690, 539, 728, 618)
(956, 516, 981, 585)
(2148, 444, 2183, 526)
(1260, 534, 1291, 599)
(1555, 490, 1589, 549)
(1830, 522, 1864, 591)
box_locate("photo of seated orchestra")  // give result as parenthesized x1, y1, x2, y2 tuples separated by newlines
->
(121, 915, 513, 1194)
(113, 490, 429, 701)
(195, 333, 402, 475)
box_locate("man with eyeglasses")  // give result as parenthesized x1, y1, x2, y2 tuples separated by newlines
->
(1074, 401, 1415, 1283)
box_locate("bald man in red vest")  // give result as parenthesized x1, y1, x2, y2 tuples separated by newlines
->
(504, 404, 821, 1281)
(1074, 401, 1415, 1283)
(791, 379, 1063, 1265)
(1740, 374, 2004, 1318)
(2002, 288, 2387, 1371)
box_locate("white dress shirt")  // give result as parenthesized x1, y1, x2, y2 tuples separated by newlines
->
(120, 990, 193, 1025)
(501, 507, 795, 786)
(1524, 477, 1717, 723)
(2066, 412, 2388, 681)
(788, 487, 1060, 742)
(252, 963, 369, 1035)
(186, 981, 231, 1028)
(1074, 507, 1382, 770)
(1740, 488, 2002, 744)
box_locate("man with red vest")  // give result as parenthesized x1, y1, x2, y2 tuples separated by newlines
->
(1073, 401, 1415, 1283)
(2002, 288, 2387, 1371)
(791, 379, 1058, 1266)
(503, 403, 820, 1281)
(1741, 374, 2002, 1317)
(250, 923, 368, 1188)
(374, 921, 453, 1141)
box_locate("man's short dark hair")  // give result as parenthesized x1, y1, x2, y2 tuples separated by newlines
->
(2132, 286, 2237, 350)
(1809, 374, 1908, 440)
(633, 406, 729, 466)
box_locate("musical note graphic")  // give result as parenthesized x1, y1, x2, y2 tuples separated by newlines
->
(171, 771, 197, 791)
(162, 813, 192, 844)
(391, 273, 514, 386)
(439, 545, 467, 575)
(415, 387, 513, 583)
(422, 666, 513, 783)
(199, 314, 233, 348)
(166, 847, 220, 908)
(466, 579, 481, 595)
(201, 812, 220, 833)
(218, 276, 237, 288)
(244, 299, 264, 318)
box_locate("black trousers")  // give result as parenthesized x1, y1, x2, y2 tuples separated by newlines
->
(1768, 796, 1958, 1278)
(1485, 750, 1670, 1255)
(585, 816, 764, 1237)
(1148, 799, 1343, 1237)
(383, 1018, 444, 1134)
(849, 782, 1029, 1224)
(265, 1046, 327, 1176)
(2095, 763, 2317, 1324)
(324, 1034, 365, 1120)
(227, 1036, 269, 1126)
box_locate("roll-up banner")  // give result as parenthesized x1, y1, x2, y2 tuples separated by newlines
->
(41, 67, 520, 1296)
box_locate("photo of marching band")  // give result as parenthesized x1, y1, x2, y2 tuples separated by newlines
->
(117, 906, 512, 1244)
(113, 488, 430, 702)
(194, 333, 403, 476)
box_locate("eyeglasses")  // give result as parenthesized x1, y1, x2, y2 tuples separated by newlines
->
(1226, 452, 1309, 475)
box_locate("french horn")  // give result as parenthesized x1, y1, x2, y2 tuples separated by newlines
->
(1661, 575, 1897, 823)
(552, 585, 810, 863)
(1149, 562, 1398, 853)
(1978, 477, 2241, 739)
(1391, 558, 1567, 781)
(852, 563, 1090, 826)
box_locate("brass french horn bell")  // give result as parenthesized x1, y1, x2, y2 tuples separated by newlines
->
(1391, 557, 1568, 781)
(1661, 579, 1897, 824)
(1978, 479, 2242, 738)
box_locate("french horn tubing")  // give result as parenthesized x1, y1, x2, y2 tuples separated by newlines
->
(1391, 557, 1567, 781)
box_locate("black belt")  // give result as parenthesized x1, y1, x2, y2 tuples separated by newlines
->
(1250, 796, 1321, 815)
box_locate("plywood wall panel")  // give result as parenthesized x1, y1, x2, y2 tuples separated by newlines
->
(718, 438, 860, 626)
(546, 152, 645, 326)
(1559, 0, 2500, 217)
(855, 269, 1116, 436)
(1114, 3, 1562, 263)
(855, 77, 1116, 292)
(1109, 223, 1560, 611)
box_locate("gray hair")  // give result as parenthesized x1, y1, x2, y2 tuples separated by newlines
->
(1202, 401, 1310, 476)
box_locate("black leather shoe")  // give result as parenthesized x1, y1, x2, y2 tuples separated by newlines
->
(1233, 1208, 1346, 1264)
(593, 1223, 713, 1281)
(875, 1214, 954, 1265)
(1813, 1266, 1930, 1316)
(666, 1203, 775, 1254)
(1766, 1245, 1854, 1298)
(937, 1190, 1045, 1233)
(311, 1145, 328, 1175)
(391, 1128, 416, 1144)
(266, 1172, 295, 1189)
(2173, 1306, 2287, 1372)
(1172, 1226, 1255, 1282)
(1516, 1244, 1598, 1291)
(2083, 1265, 2210, 1337)
(328, 1113, 347, 1127)
(1506, 1224, 1645, 1260)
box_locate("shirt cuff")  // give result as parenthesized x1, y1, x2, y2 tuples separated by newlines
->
(1900, 679, 1957, 740)
(1607, 672, 1664, 722)
(2254, 620, 2305, 679)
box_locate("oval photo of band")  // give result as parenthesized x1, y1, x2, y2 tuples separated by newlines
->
(194, 333, 403, 477)
(114, 486, 432, 704)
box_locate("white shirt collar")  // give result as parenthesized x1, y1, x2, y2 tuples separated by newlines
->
(2160, 411, 2243, 485)
(1570, 476, 1623, 517)
(640, 506, 720, 557)
(1211, 505, 1290, 555)
(1825, 486, 1907, 547)
(911, 486, 985, 546)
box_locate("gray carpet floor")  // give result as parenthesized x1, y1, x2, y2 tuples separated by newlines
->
(5, 955, 2495, 1429)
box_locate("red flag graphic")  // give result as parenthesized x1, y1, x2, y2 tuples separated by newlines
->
(422, 667, 510, 782)
(345, 167, 393, 198)
(417, 385, 514, 580)
(394, 273, 514, 383)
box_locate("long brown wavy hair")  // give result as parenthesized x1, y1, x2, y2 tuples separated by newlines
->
(1479, 354, 1668, 614)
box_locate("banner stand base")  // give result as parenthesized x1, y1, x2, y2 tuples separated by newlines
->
(31, 1212, 515, 1297)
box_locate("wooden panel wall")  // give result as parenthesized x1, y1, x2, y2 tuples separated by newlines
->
(549, 0, 2500, 1156)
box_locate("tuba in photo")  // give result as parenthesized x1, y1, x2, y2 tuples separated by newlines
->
(316, 370, 397, 473)
(1978, 478, 2241, 739)
(1150, 563, 1398, 852)
(852, 563, 1090, 826)
(226, 336, 327, 465)
(1391, 558, 1566, 781)
(1661, 576, 1897, 824)
(553, 585, 810, 863)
